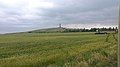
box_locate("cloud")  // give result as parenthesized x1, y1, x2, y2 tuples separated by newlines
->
(0, 0, 119, 33)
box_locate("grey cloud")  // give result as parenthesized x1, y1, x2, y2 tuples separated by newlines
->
(0, 0, 119, 33)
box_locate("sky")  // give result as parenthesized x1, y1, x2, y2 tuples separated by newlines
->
(0, 0, 119, 33)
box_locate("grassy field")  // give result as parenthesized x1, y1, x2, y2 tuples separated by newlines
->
(0, 32, 118, 67)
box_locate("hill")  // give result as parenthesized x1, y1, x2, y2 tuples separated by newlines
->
(27, 27, 67, 33)
(27, 27, 118, 33)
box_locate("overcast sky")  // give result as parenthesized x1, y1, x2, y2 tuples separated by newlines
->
(0, 0, 119, 33)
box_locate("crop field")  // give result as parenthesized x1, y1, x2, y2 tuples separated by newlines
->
(0, 32, 118, 67)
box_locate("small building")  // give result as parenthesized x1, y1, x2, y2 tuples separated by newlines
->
(95, 29, 108, 34)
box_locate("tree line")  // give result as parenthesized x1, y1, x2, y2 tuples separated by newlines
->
(63, 27, 118, 32)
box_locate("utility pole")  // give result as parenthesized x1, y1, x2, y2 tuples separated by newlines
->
(118, 7, 120, 67)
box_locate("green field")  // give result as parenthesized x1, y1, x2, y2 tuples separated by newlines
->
(0, 32, 117, 67)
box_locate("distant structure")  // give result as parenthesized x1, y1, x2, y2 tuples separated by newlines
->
(95, 28, 108, 34)
(115, 27, 118, 33)
(59, 24, 62, 28)
(96, 29, 100, 33)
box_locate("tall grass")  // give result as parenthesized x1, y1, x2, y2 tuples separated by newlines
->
(0, 32, 117, 67)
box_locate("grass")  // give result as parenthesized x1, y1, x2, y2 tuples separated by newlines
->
(0, 32, 117, 67)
